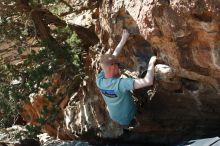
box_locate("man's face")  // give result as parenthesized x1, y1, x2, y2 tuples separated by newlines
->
(101, 63, 121, 77)
(111, 63, 120, 77)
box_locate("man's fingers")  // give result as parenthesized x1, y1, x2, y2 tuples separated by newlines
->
(122, 29, 130, 40)
(149, 56, 157, 64)
(123, 29, 129, 35)
(151, 56, 157, 60)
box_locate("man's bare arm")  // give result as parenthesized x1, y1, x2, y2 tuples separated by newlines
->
(134, 56, 157, 89)
(112, 29, 130, 57)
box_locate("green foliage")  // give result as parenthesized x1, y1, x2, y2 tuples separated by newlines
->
(5, 48, 58, 101)
(49, 2, 70, 16)
(52, 26, 84, 72)
(0, 65, 20, 128)
(48, 105, 60, 121)
(42, 0, 60, 4)
(41, 106, 49, 115)
(67, 31, 81, 47)
(29, 0, 60, 6)
(39, 105, 60, 123)
(66, 31, 81, 67)
(0, 0, 84, 139)
(25, 125, 41, 138)
(46, 94, 55, 102)
(37, 117, 46, 125)
(0, 47, 58, 128)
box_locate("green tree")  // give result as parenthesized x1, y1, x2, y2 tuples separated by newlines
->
(0, 0, 84, 138)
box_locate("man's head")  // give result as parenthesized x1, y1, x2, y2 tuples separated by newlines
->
(99, 54, 120, 78)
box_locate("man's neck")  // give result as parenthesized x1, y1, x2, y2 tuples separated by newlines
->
(105, 73, 114, 78)
(105, 73, 120, 78)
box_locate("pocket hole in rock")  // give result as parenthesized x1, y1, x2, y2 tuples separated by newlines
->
(181, 78, 200, 91)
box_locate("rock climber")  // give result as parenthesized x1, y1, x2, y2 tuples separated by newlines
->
(96, 29, 157, 127)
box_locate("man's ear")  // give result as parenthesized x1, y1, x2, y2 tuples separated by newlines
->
(100, 63, 107, 70)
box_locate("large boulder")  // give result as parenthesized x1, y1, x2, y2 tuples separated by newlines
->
(64, 0, 220, 144)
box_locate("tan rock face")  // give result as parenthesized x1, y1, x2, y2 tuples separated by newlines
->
(60, 0, 220, 144)
(97, 0, 220, 88)
(66, 0, 220, 144)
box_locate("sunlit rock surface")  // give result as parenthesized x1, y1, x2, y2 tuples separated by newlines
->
(63, 0, 220, 144)
(38, 133, 89, 146)
(0, 127, 88, 146)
